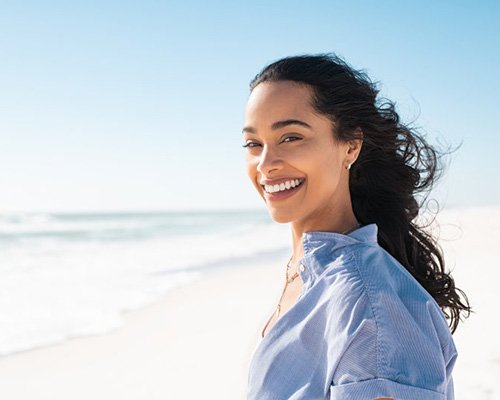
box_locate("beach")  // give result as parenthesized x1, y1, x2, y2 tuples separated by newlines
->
(0, 255, 285, 399)
(0, 206, 498, 399)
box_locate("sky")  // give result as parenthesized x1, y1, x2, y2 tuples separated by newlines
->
(0, 0, 498, 213)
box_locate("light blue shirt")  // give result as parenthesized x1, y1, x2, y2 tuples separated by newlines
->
(247, 223, 457, 400)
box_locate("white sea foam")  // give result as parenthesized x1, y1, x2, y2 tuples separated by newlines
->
(0, 210, 290, 356)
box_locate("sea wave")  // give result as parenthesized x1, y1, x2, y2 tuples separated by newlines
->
(0, 210, 290, 357)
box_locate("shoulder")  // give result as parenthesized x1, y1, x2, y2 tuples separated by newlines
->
(323, 244, 457, 398)
(347, 243, 457, 358)
(351, 244, 454, 340)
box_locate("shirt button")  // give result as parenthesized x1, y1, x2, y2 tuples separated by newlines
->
(299, 263, 305, 272)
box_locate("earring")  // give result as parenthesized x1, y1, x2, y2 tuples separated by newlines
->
(347, 163, 352, 170)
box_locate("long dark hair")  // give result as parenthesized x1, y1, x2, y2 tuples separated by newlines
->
(249, 53, 471, 334)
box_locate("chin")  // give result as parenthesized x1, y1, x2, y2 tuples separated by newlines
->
(266, 208, 296, 224)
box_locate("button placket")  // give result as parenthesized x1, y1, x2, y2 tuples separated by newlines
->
(298, 262, 308, 283)
(296, 262, 309, 301)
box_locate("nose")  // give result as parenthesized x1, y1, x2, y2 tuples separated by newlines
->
(256, 144, 282, 176)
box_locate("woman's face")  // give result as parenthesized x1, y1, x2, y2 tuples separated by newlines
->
(243, 81, 358, 226)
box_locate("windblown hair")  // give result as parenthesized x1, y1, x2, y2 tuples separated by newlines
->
(249, 53, 471, 334)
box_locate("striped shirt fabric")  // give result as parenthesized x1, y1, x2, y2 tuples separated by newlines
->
(247, 223, 457, 400)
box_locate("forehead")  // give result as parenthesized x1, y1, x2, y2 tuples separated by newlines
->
(245, 81, 316, 123)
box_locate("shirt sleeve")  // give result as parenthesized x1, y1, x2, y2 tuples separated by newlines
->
(326, 269, 456, 400)
(329, 378, 446, 400)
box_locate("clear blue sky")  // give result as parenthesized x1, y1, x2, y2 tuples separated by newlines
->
(0, 1, 498, 212)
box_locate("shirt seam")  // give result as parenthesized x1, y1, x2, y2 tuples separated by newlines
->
(352, 246, 384, 379)
(315, 251, 356, 282)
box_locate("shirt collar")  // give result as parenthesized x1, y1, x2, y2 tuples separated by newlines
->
(299, 223, 378, 278)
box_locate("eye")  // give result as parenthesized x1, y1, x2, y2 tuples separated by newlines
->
(282, 136, 302, 143)
(242, 141, 261, 148)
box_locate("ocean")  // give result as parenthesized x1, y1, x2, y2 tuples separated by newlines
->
(0, 210, 290, 357)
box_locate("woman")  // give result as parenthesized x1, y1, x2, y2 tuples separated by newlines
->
(242, 53, 471, 400)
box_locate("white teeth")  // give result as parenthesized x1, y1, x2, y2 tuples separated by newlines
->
(264, 179, 303, 193)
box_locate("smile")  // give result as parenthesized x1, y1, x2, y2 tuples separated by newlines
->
(262, 178, 305, 193)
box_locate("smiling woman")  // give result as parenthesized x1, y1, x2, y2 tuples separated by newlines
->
(242, 53, 470, 400)
(243, 81, 360, 228)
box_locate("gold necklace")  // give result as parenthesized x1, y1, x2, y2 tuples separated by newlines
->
(286, 255, 299, 284)
(261, 256, 294, 338)
(261, 222, 361, 338)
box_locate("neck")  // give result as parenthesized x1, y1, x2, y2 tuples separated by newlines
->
(289, 205, 360, 266)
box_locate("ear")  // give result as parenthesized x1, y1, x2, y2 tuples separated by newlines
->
(346, 128, 363, 161)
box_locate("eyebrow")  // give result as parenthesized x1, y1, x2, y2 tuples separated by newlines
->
(242, 119, 313, 134)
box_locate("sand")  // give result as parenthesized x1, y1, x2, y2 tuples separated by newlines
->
(0, 206, 497, 399)
(0, 255, 285, 399)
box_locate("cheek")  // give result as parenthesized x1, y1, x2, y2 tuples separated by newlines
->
(306, 148, 342, 190)
(245, 155, 256, 178)
(245, 156, 261, 192)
